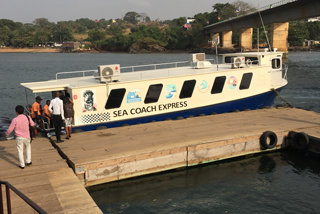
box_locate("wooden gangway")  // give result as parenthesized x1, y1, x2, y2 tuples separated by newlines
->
(0, 137, 102, 213)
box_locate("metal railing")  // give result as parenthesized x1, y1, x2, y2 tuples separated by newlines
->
(0, 180, 47, 214)
(282, 63, 288, 80)
(56, 69, 97, 80)
(53, 59, 215, 83)
(120, 61, 191, 73)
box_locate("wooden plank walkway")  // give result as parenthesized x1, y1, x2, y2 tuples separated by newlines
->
(0, 138, 102, 213)
(50, 108, 320, 187)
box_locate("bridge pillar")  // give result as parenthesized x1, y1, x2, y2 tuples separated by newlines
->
(270, 22, 289, 52)
(210, 33, 219, 48)
(239, 28, 253, 51)
(222, 31, 232, 48)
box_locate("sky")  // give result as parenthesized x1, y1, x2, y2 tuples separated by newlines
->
(2, 0, 277, 24)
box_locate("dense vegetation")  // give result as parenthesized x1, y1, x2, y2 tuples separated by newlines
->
(0, 0, 319, 51)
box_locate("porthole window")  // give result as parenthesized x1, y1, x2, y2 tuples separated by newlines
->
(211, 76, 226, 94)
(105, 88, 126, 109)
(272, 58, 281, 69)
(239, 73, 253, 90)
(179, 80, 196, 99)
(144, 84, 163, 104)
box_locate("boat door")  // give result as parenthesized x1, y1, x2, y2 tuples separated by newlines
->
(270, 57, 283, 87)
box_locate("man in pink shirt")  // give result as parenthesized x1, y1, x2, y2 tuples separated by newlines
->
(6, 105, 34, 169)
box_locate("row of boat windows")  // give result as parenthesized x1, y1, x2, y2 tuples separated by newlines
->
(105, 72, 253, 110)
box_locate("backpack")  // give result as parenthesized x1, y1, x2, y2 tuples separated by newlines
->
(64, 102, 74, 118)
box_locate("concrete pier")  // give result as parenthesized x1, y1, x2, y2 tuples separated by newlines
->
(51, 108, 320, 187)
(1, 107, 320, 213)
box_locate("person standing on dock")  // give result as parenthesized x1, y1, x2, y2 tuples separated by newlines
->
(5, 105, 34, 169)
(42, 100, 51, 129)
(63, 96, 74, 140)
(49, 91, 65, 143)
(31, 96, 45, 127)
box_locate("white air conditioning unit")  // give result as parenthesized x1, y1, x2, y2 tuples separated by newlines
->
(231, 57, 245, 69)
(192, 61, 212, 69)
(190, 53, 211, 68)
(190, 53, 205, 62)
(98, 64, 120, 82)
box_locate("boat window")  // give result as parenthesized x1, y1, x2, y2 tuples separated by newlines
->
(144, 84, 163, 104)
(272, 58, 281, 69)
(179, 80, 196, 99)
(105, 88, 126, 109)
(211, 76, 226, 94)
(239, 73, 253, 90)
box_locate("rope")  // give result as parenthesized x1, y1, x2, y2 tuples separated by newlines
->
(271, 88, 293, 108)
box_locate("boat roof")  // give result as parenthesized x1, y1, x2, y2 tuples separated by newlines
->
(21, 52, 279, 93)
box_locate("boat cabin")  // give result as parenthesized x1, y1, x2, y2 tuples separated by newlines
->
(21, 51, 287, 132)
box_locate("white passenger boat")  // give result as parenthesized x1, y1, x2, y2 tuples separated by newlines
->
(21, 51, 288, 132)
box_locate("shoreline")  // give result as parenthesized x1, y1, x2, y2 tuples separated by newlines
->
(1, 47, 319, 53)
(0, 47, 61, 53)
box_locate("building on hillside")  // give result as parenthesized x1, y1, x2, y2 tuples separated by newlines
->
(304, 40, 320, 46)
(62, 42, 91, 50)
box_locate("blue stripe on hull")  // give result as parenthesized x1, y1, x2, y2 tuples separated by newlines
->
(73, 88, 283, 132)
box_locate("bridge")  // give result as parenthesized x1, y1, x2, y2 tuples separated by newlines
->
(204, 0, 320, 56)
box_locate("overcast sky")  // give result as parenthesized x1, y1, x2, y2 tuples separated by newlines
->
(2, 0, 277, 24)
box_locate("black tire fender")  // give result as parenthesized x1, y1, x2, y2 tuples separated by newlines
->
(260, 131, 278, 149)
(292, 132, 309, 150)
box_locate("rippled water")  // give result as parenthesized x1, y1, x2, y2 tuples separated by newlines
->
(89, 150, 320, 214)
(1, 52, 320, 213)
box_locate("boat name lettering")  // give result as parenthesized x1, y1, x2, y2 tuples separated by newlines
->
(131, 106, 157, 115)
(113, 101, 188, 117)
(158, 101, 187, 110)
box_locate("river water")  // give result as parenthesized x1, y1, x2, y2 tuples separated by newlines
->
(0, 52, 320, 213)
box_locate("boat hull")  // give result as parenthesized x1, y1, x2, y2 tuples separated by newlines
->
(73, 87, 284, 132)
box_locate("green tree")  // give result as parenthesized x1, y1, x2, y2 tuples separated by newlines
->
(306, 22, 320, 41)
(0, 19, 19, 31)
(232, 0, 256, 15)
(75, 18, 98, 30)
(106, 25, 123, 36)
(75, 26, 88, 34)
(35, 30, 50, 43)
(88, 29, 106, 41)
(0, 26, 11, 44)
(212, 3, 236, 21)
(32, 18, 50, 28)
(187, 23, 207, 48)
(52, 27, 74, 42)
(123, 12, 140, 25)
(288, 21, 309, 46)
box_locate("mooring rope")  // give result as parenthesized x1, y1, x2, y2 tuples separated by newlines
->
(271, 88, 293, 108)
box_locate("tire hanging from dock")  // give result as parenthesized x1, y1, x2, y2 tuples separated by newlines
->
(260, 131, 278, 149)
(292, 132, 309, 151)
